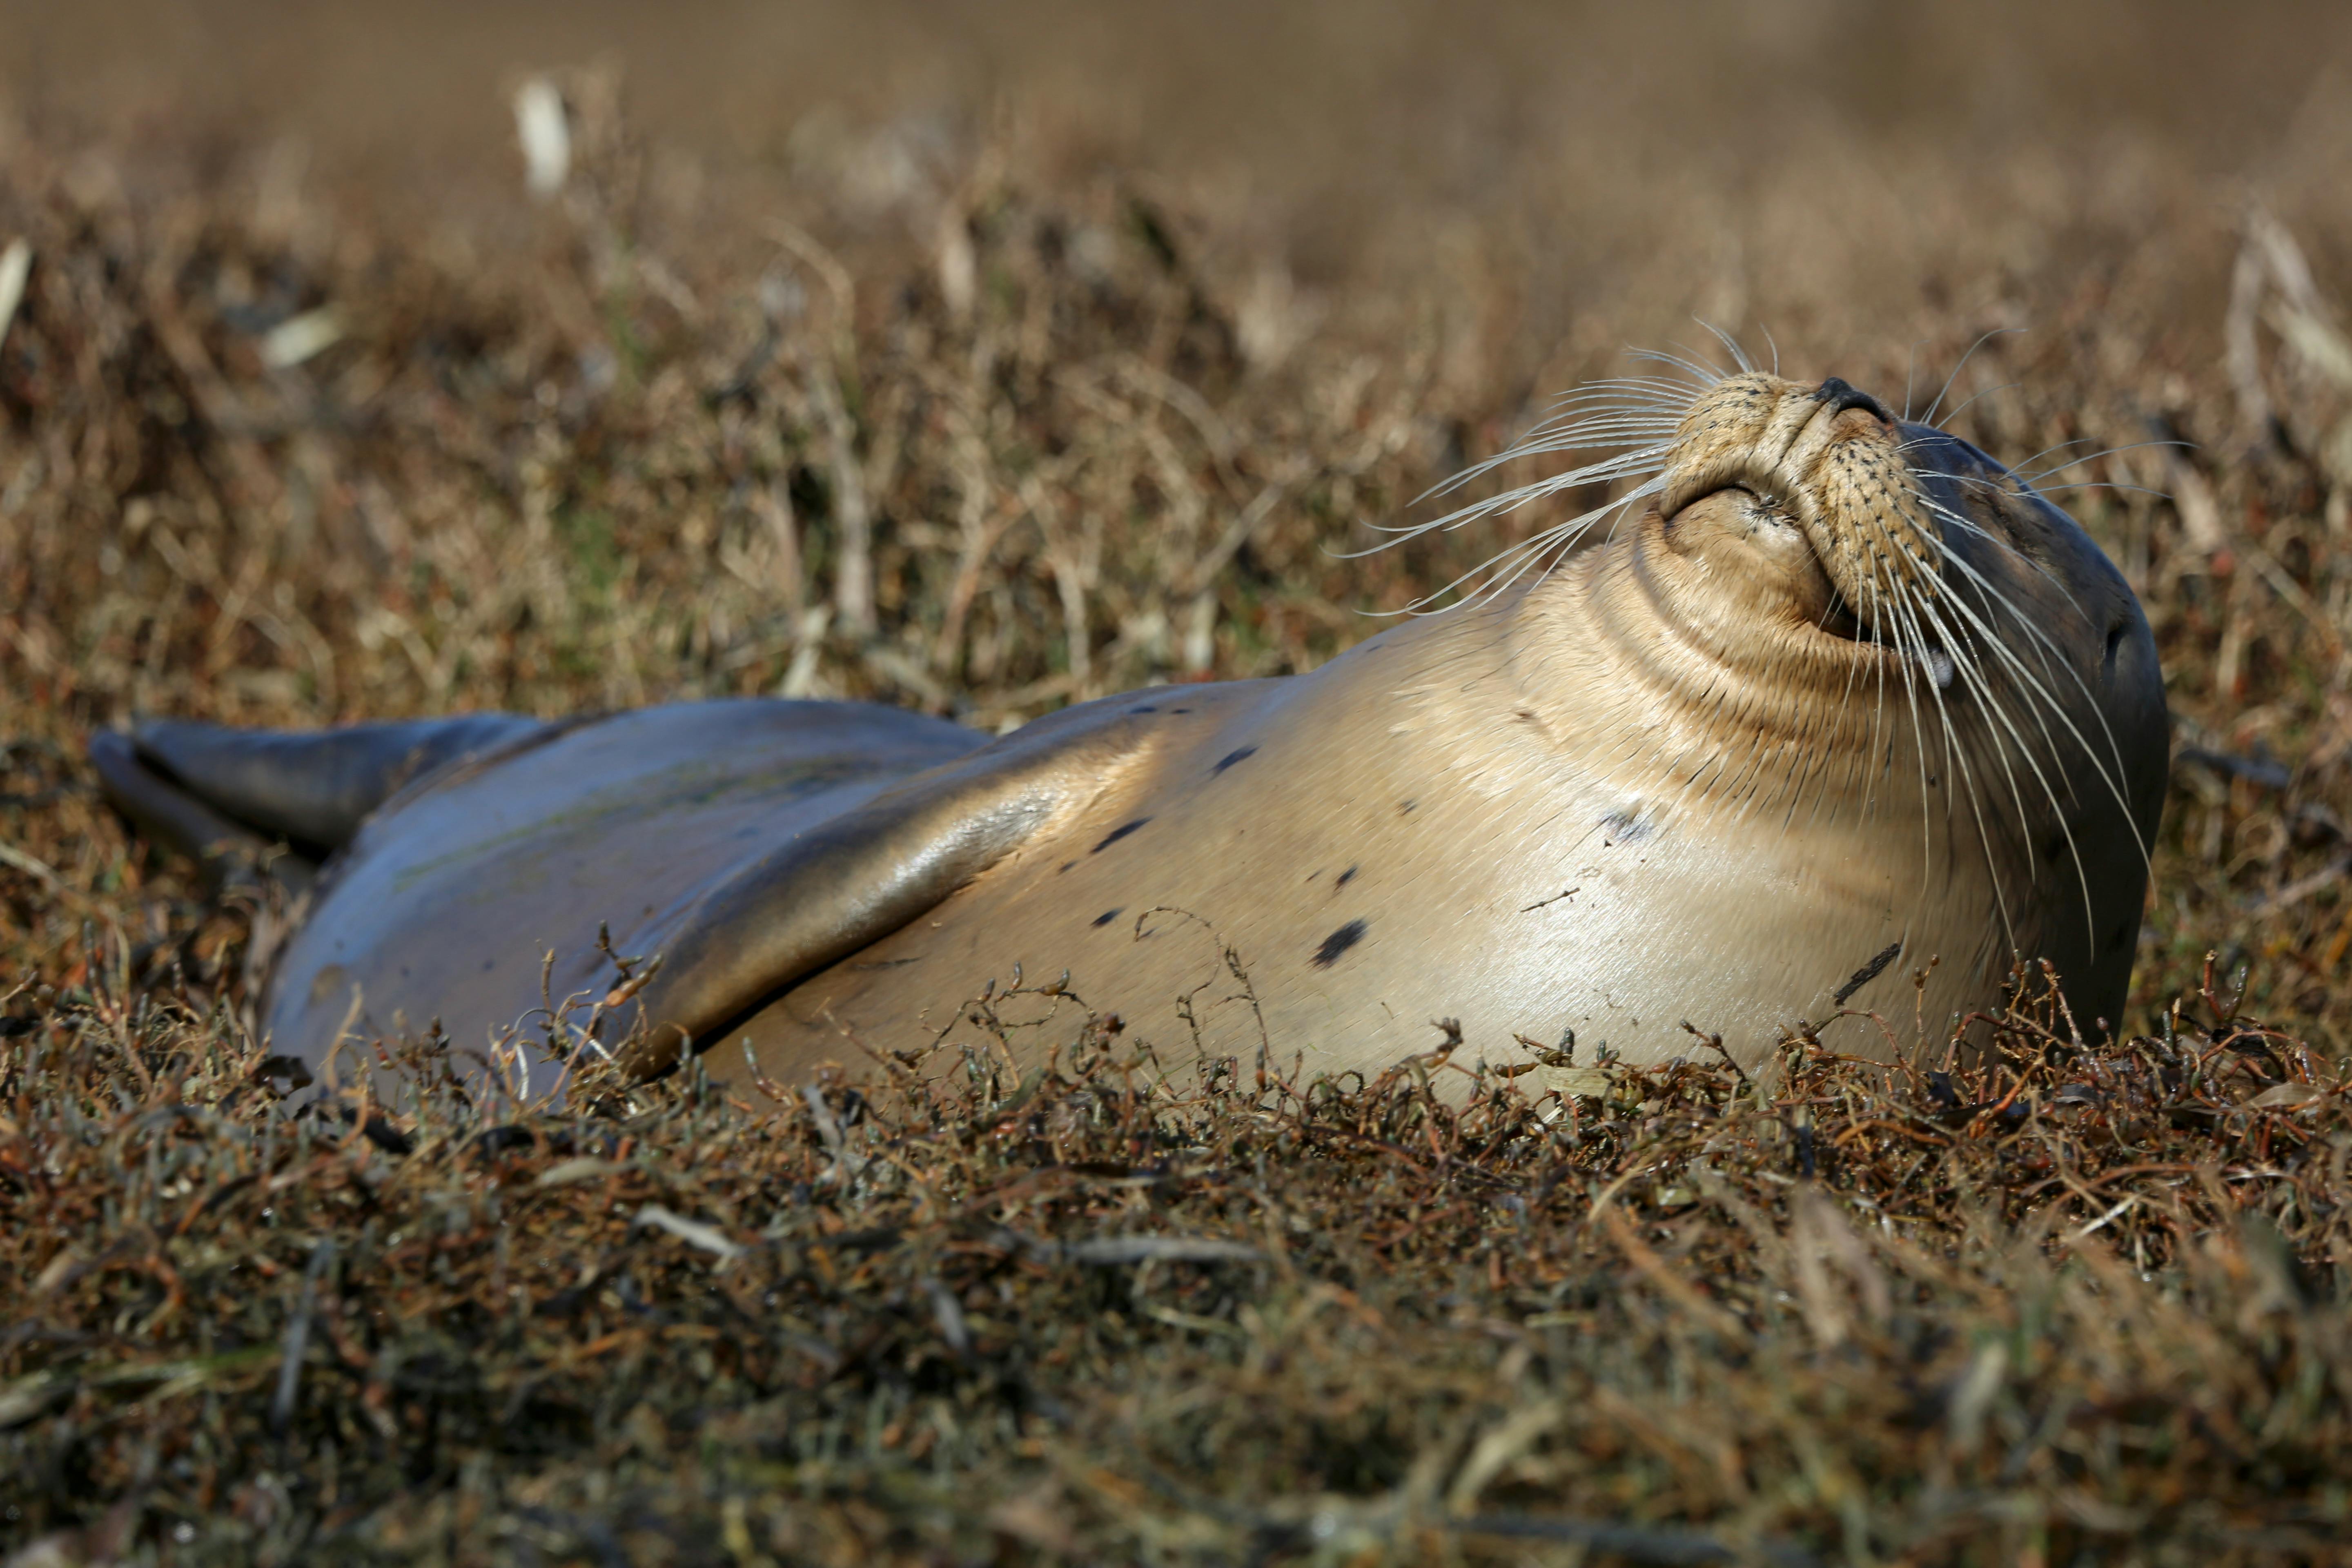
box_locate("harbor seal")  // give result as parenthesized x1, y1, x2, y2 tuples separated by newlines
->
(93, 367, 2168, 1090)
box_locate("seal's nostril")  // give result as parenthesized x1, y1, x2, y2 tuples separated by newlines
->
(1814, 376, 1891, 423)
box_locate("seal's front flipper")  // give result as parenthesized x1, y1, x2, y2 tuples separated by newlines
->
(95, 713, 548, 863)
(615, 699, 1159, 1075)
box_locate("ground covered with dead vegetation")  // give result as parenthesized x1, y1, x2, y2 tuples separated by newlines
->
(11, 4, 2352, 1561)
(4, 963, 2351, 1566)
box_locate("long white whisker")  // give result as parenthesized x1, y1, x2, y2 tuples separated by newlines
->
(1911, 584, 2101, 952)
(1922, 327, 2025, 425)
(1880, 571, 2021, 953)
(1697, 318, 1757, 375)
(1626, 347, 1727, 388)
(2020, 440, 2192, 484)
(1916, 506, 2151, 872)
(1930, 380, 2021, 430)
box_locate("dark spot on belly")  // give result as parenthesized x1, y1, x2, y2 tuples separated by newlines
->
(1171, 707, 1192, 715)
(1398, 798, 1417, 815)
(1833, 940, 1903, 1006)
(1129, 704, 1158, 714)
(1092, 907, 1124, 928)
(482, 959, 496, 972)
(1312, 919, 1368, 968)
(1601, 808, 1652, 844)
(1092, 817, 1152, 852)
(1058, 860, 1077, 873)
(1336, 865, 1357, 887)
(1213, 746, 1258, 774)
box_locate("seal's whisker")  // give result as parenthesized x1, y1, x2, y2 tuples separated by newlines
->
(1914, 493, 2112, 711)
(1794, 575, 1891, 840)
(1488, 422, 1682, 456)
(1911, 495, 2100, 720)
(1373, 472, 1675, 564)
(1624, 347, 1728, 389)
(1534, 379, 1701, 410)
(1386, 360, 1715, 532)
(1854, 575, 1902, 837)
(1926, 380, 2021, 430)
(1407, 441, 1664, 501)
(1909, 586, 2103, 950)
(1548, 372, 1708, 396)
(1882, 579, 2026, 954)
(1521, 397, 1689, 427)
(1962, 432, 2110, 475)
(2028, 481, 2174, 500)
(1662, 340, 1743, 385)
(1902, 494, 2151, 879)
(1524, 403, 1689, 429)
(1920, 326, 2025, 425)
(1695, 319, 1758, 375)
(1522, 408, 1686, 431)
(1913, 488, 2082, 622)
(1874, 576, 1950, 902)
(1385, 455, 1664, 533)
(2018, 439, 2189, 485)
(1365, 486, 1658, 615)
(1914, 533, 2153, 875)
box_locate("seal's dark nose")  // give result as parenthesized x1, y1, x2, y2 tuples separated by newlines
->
(1814, 376, 1892, 423)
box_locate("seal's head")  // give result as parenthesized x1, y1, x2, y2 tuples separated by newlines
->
(1397, 361, 2169, 1037)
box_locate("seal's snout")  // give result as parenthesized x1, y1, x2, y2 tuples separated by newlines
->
(1812, 376, 1891, 424)
(1659, 371, 1942, 633)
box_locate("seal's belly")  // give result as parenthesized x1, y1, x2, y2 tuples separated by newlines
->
(263, 700, 983, 1073)
(726, 692, 2009, 1082)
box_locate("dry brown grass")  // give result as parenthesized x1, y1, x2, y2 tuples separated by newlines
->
(9, 7, 2352, 1561)
(4, 959, 2351, 1565)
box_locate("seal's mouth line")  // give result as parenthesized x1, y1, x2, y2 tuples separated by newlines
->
(1659, 425, 1960, 672)
(1656, 470, 1960, 687)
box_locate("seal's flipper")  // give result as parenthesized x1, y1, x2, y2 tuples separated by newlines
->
(89, 729, 301, 893)
(615, 698, 1161, 1073)
(121, 714, 547, 853)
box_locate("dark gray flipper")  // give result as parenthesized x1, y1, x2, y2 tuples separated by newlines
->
(614, 697, 1163, 1073)
(89, 730, 292, 891)
(121, 714, 547, 852)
